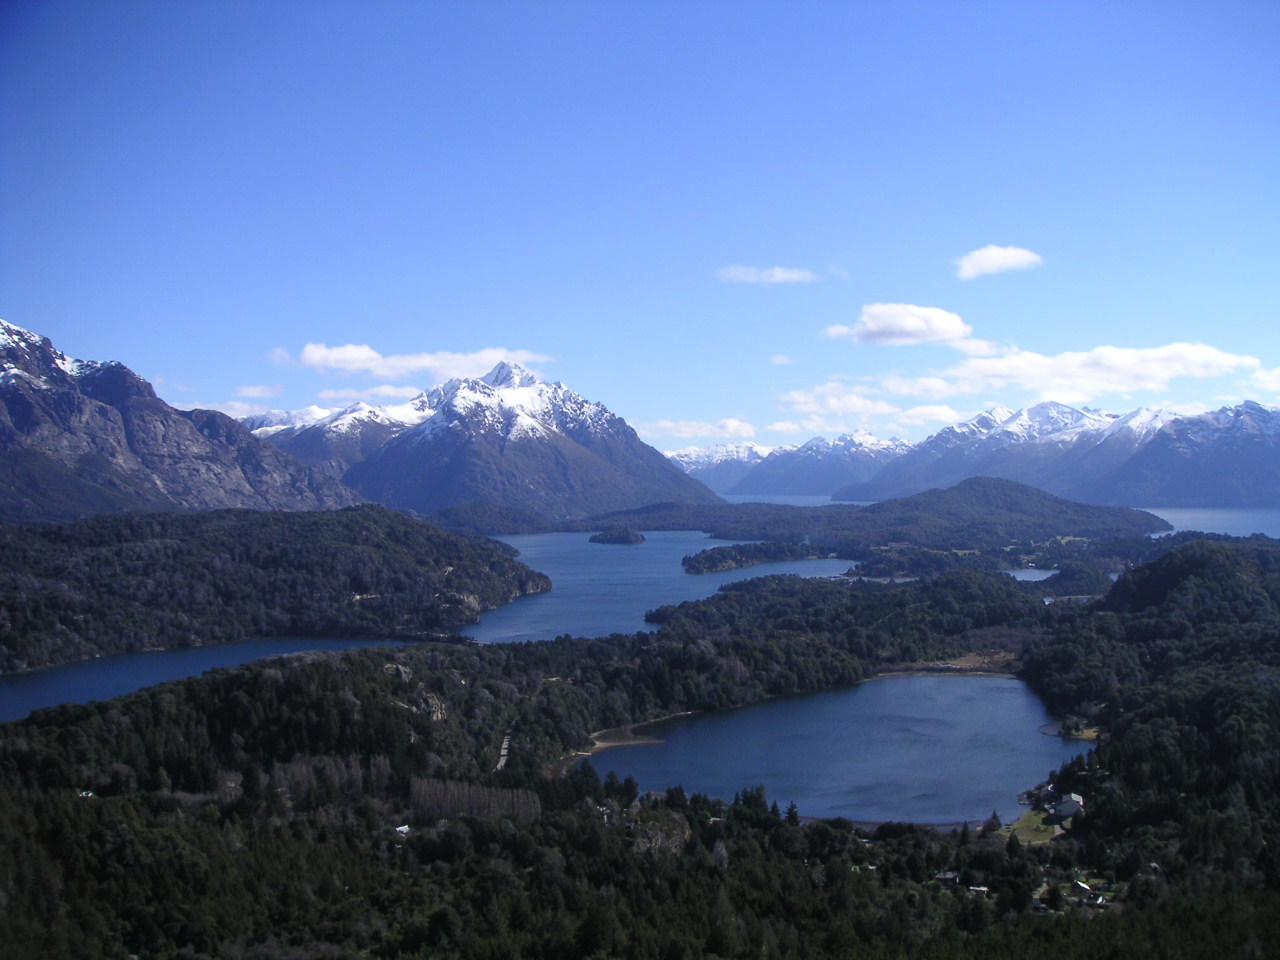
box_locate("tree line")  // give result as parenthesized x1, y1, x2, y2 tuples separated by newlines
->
(3, 525, 1280, 956)
(0, 504, 549, 672)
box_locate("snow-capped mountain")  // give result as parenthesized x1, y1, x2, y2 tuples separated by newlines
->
(0, 319, 362, 522)
(832, 402, 1187, 504)
(254, 362, 720, 519)
(240, 405, 338, 436)
(248, 394, 436, 480)
(1091, 401, 1280, 506)
(727, 431, 912, 496)
(665, 442, 773, 493)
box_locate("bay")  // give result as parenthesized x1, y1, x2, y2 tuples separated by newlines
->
(591, 675, 1087, 825)
(464, 530, 852, 644)
(0, 531, 851, 720)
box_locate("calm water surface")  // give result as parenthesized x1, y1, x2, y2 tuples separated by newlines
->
(0, 531, 850, 720)
(1143, 507, 1280, 538)
(593, 675, 1086, 824)
(0, 638, 420, 724)
(465, 531, 851, 644)
(1005, 568, 1058, 581)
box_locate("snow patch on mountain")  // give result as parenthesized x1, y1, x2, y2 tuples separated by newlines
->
(243, 406, 339, 436)
(0, 318, 40, 351)
(666, 442, 773, 472)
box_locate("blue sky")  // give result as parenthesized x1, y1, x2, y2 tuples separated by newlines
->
(3, 0, 1278, 446)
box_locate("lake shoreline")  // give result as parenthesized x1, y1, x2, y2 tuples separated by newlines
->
(548, 711, 694, 777)
(548, 663, 1024, 780)
(557, 673, 1087, 824)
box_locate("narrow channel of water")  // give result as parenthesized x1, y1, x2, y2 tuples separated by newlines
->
(0, 637, 421, 724)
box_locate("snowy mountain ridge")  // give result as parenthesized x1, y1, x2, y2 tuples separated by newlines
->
(667, 399, 1280, 505)
(249, 362, 617, 451)
(244, 361, 719, 518)
(665, 441, 775, 470)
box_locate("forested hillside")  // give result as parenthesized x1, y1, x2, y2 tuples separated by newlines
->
(4, 542, 1280, 957)
(434, 476, 1171, 545)
(0, 505, 550, 673)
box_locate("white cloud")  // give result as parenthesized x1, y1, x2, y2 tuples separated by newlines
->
(920, 342, 1260, 403)
(236, 383, 282, 399)
(765, 415, 880, 436)
(827, 303, 973, 346)
(1163, 400, 1213, 417)
(780, 380, 901, 417)
(200, 400, 272, 418)
(769, 354, 794, 366)
(267, 347, 293, 366)
(880, 374, 957, 398)
(896, 404, 967, 425)
(316, 385, 425, 402)
(1249, 367, 1280, 392)
(950, 338, 1005, 357)
(715, 265, 820, 285)
(294, 343, 550, 380)
(639, 418, 758, 439)
(956, 245, 1044, 280)
(765, 420, 810, 435)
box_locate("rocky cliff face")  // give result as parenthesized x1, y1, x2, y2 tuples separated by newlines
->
(0, 320, 362, 523)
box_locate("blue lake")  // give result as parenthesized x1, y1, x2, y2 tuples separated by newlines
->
(3, 508, 1276, 820)
(1144, 506, 1280, 539)
(591, 675, 1087, 825)
(465, 530, 852, 644)
(0, 637, 422, 724)
(0, 530, 851, 721)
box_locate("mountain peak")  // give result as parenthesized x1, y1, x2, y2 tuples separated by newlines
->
(1, 321, 362, 521)
(0, 318, 39, 347)
(481, 361, 541, 389)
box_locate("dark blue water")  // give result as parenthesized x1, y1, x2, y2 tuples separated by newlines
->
(466, 531, 852, 643)
(0, 531, 851, 721)
(592, 676, 1086, 824)
(1144, 507, 1280, 538)
(0, 637, 420, 723)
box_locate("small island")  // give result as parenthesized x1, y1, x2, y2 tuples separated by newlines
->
(589, 528, 646, 545)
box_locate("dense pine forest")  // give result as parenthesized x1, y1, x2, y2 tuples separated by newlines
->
(3, 527, 1280, 957)
(0, 505, 550, 672)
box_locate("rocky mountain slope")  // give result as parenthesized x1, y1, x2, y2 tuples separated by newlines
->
(1089, 401, 1280, 506)
(0, 320, 362, 523)
(253, 362, 721, 519)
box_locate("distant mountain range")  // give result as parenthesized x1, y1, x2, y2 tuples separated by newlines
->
(9, 317, 1277, 524)
(669, 400, 1280, 507)
(679, 432, 912, 497)
(665, 442, 773, 492)
(2, 321, 719, 524)
(246, 361, 720, 519)
(0, 320, 361, 523)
